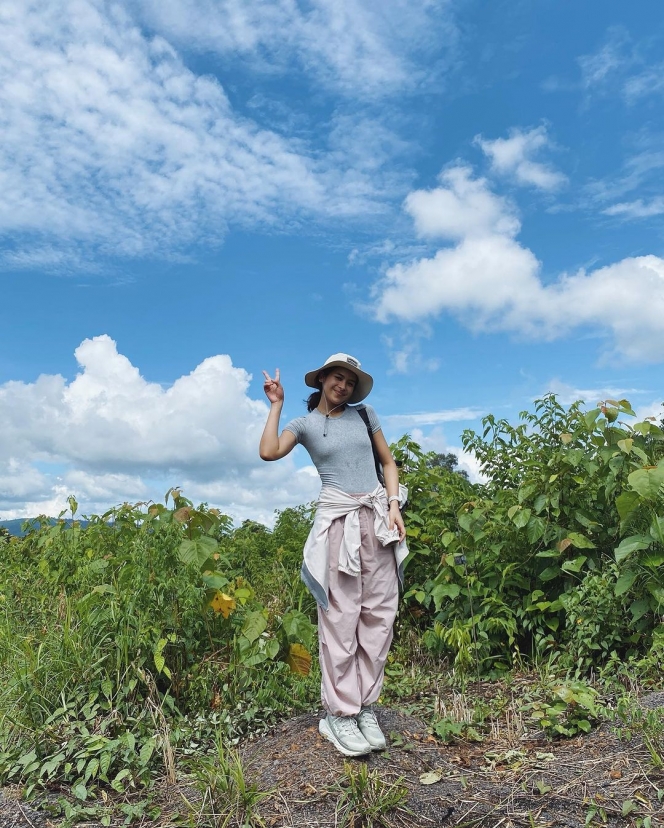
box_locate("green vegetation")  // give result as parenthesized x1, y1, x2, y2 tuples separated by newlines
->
(396, 394, 664, 676)
(1, 394, 663, 824)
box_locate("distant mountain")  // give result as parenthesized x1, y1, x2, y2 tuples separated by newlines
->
(0, 518, 89, 537)
(0, 519, 32, 537)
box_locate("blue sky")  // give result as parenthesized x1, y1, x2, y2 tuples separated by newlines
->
(1, 0, 664, 523)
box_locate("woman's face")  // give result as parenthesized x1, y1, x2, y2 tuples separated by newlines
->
(320, 367, 358, 405)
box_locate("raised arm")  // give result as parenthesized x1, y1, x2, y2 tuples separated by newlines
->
(259, 369, 298, 461)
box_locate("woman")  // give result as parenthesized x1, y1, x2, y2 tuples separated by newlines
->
(260, 353, 407, 757)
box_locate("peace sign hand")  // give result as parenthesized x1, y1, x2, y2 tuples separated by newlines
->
(262, 369, 284, 404)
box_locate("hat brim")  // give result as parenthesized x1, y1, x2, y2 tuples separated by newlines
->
(304, 360, 373, 404)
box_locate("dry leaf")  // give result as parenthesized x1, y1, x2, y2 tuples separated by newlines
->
(419, 770, 443, 785)
(287, 643, 312, 675)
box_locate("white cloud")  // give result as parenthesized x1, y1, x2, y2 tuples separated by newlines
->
(404, 166, 520, 240)
(578, 31, 631, 90)
(407, 427, 485, 484)
(603, 197, 664, 219)
(135, 0, 456, 98)
(0, 335, 319, 521)
(623, 64, 664, 102)
(381, 332, 440, 375)
(383, 408, 483, 428)
(371, 166, 664, 363)
(543, 380, 646, 406)
(476, 126, 567, 191)
(0, 0, 402, 269)
(577, 29, 664, 105)
(584, 143, 664, 219)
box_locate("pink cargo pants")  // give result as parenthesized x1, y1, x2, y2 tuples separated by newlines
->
(318, 503, 399, 717)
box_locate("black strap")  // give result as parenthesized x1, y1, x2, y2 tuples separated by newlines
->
(356, 404, 385, 486)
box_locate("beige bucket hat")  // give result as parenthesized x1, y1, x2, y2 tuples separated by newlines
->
(304, 353, 374, 404)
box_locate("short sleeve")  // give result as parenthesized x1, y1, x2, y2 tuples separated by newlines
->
(283, 416, 306, 443)
(363, 404, 381, 433)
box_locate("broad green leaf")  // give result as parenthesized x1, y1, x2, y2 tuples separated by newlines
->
(633, 446, 649, 463)
(567, 532, 595, 549)
(513, 508, 531, 529)
(85, 758, 99, 782)
(563, 449, 584, 467)
(72, 783, 88, 801)
(615, 570, 637, 596)
(628, 463, 664, 501)
(202, 572, 229, 590)
(643, 551, 664, 568)
(647, 584, 664, 606)
(561, 556, 587, 573)
(178, 536, 218, 568)
(241, 650, 269, 667)
(533, 494, 548, 514)
(242, 610, 268, 643)
(617, 438, 633, 454)
(111, 768, 131, 792)
(616, 491, 641, 522)
(18, 751, 37, 767)
(615, 399, 636, 416)
(630, 597, 651, 621)
(649, 516, 664, 545)
(100, 753, 111, 777)
(507, 505, 520, 520)
(527, 516, 546, 544)
(615, 535, 651, 564)
(139, 739, 155, 766)
(154, 651, 165, 674)
(431, 583, 461, 609)
(265, 638, 280, 660)
(538, 565, 560, 582)
(281, 610, 316, 647)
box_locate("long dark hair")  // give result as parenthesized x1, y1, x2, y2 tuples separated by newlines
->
(305, 369, 330, 411)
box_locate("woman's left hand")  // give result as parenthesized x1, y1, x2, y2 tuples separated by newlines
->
(389, 501, 405, 542)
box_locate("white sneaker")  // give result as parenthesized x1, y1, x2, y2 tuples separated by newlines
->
(319, 714, 372, 757)
(356, 707, 387, 750)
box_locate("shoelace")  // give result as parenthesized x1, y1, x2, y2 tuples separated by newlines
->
(334, 716, 362, 737)
(358, 709, 378, 727)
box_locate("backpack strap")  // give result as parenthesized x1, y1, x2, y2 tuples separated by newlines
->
(356, 404, 385, 487)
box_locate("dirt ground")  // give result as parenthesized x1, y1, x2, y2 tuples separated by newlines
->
(237, 698, 664, 828)
(3, 694, 664, 828)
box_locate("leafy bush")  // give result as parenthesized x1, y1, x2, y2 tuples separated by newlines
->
(0, 491, 317, 812)
(397, 395, 664, 674)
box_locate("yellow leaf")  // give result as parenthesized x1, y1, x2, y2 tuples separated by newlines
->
(287, 643, 312, 676)
(211, 591, 236, 618)
(560, 433, 573, 444)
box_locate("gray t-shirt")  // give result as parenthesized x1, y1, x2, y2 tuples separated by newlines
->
(283, 404, 382, 494)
